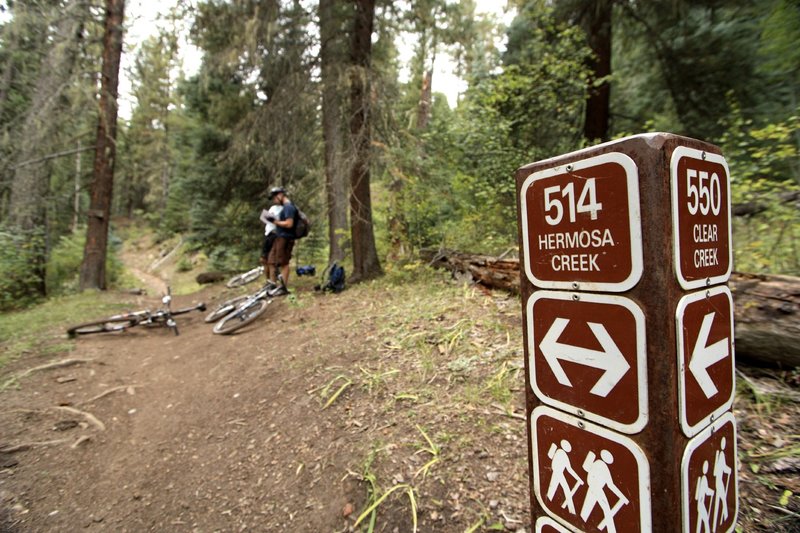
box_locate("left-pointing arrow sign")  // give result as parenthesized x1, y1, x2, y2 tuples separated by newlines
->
(539, 318, 630, 397)
(688, 312, 729, 399)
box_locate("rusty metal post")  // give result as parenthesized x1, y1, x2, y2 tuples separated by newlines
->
(516, 133, 737, 533)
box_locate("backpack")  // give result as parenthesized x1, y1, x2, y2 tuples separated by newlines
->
(294, 209, 311, 239)
(318, 262, 345, 293)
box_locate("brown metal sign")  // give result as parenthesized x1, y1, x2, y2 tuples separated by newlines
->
(531, 406, 651, 533)
(535, 516, 571, 532)
(676, 286, 735, 437)
(528, 291, 647, 433)
(520, 152, 643, 292)
(671, 147, 732, 289)
(681, 412, 738, 533)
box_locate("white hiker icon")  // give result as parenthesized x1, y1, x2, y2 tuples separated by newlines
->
(546, 439, 583, 515)
(712, 437, 732, 528)
(579, 449, 629, 533)
(694, 460, 715, 533)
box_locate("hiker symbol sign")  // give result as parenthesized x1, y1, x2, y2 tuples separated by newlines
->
(531, 407, 651, 533)
(681, 412, 738, 533)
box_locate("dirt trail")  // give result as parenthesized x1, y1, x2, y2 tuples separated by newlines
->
(0, 286, 400, 532)
(119, 244, 168, 296)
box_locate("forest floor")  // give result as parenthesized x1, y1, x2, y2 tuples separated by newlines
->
(0, 229, 798, 532)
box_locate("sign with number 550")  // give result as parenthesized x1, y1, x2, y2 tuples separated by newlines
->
(671, 146, 732, 290)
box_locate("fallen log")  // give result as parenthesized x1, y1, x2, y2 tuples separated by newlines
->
(422, 248, 521, 294)
(196, 271, 226, 284)
(730, 272, 800, 368)
(421, 248, 800, 368)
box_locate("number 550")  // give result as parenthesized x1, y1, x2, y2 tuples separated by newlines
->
(686, 169, 721, 216)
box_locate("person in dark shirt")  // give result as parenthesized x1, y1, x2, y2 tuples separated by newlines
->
(259, 203, 283, 288)
(265, 187, 296, 296)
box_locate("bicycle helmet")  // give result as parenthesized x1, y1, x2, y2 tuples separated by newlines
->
(268, 186, 286, 198)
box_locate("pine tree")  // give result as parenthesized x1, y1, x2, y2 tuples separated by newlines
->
(79, 0, 125, 290)
(348, 0, 382, 281)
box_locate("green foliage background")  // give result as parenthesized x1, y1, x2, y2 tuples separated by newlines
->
(1, 0, 799, 306)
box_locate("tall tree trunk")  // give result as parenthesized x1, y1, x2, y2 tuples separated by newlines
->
(319, 0, 348, 264)
(73, 143, 82, 232)
(348, 0, 382, 282)
(7, 0, 85, 296)
(583, 0, 612, 142)
(416, 68, 433, 130)
(79, 0, 125, 290)
(0, 53, 16, 121)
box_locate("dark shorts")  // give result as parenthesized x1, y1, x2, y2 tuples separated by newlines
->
(268, 237, 294, 266)
(261, 232, 277, 259)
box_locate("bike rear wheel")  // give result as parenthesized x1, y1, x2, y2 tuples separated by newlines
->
(226, 267, 263, 288)
(204, 295, 249, 323)
(67, 316, 139, 338)
(212, 299, 270, 335)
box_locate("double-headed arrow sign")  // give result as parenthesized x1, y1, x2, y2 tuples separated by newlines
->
(539, 318, 630, 398)
(528, 291, 648, 434)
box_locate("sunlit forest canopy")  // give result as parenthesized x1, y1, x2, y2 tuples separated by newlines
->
(0, 0, 798, 307)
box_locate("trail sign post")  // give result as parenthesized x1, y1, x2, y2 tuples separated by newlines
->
(516, 134, 737, 532)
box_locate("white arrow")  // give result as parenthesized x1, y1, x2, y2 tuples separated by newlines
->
(688, 312, 729, 398)
(538, 318, 630, 397)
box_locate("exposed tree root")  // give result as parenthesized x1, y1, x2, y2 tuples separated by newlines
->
(2, 358, 96, 389)
(79, 384, 142, 406)
(70, 435, 92, 449)
(52, 406, 105, 431)
(0, 439, 70, 454)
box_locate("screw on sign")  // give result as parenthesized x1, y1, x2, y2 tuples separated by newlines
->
(531, 406, 651, 533)
(670, 146, 732, 290)
(528, 291, 647, 434)
(676, 286, 735, 437)
(681, 412, 738, 533)
(519, 152, 643, 292)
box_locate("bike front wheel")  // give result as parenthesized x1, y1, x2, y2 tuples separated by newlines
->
(67, 316, 139, 338)
(226, 267, 264, 288)
(212, 299, 270, 335)
(204, 295, 249, 323)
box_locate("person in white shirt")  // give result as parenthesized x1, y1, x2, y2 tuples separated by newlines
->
(259, 201, 284, 288)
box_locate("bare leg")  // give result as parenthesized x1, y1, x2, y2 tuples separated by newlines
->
(268, 265, 277, 284)
(280, 264, 290, 287)
(260, 256, 270, 283)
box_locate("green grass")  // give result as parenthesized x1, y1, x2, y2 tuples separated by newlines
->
(0, 291, 136, 371)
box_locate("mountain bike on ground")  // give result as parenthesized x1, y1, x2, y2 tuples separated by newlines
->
(225, 265, 264, 288)
(207, 278, 288, 335)
(67, 289, 206, 338)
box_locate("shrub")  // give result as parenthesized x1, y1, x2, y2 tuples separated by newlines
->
(0, 228, 45, 311)
(45, 229, 125, 295)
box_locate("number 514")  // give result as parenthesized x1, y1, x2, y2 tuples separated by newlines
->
(543, 178, 603, 226)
